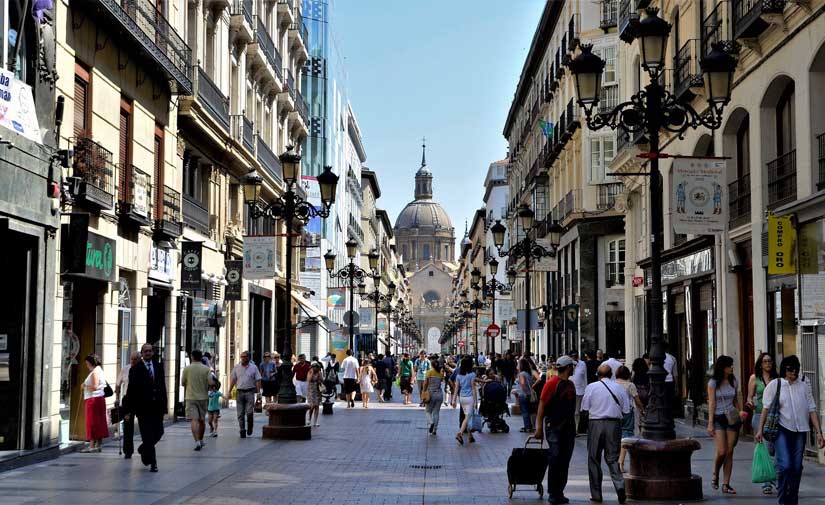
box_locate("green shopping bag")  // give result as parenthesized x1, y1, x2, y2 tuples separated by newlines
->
(752, 442, 777, 483)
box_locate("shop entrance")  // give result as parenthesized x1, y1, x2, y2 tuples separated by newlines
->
(249, 293, 271, 364)
(67, 280, 104, 441)
(0, 231, 37, 450)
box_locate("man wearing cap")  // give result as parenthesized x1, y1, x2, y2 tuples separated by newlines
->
(535, 355, 578, 505)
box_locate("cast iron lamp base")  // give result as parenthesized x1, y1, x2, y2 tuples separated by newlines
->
(622, 437, 703, 500)
(262, 403, 311, 440)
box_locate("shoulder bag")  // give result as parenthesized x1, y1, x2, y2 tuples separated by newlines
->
(601, 381, 623, 408)
(763, 379, 782, 442)
(103, 381, 114, 398)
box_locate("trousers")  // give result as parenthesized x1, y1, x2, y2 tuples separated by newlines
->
(587, 419, 625, 500)
(122, 413, 135, 457)
(236, 390, 256, 432)
(425, 393, 443, 428)
(546, 425, 576, 502)
(519, 394, 533, 430)
(775, 426, 807, 505)
(136, 412, 163, 466)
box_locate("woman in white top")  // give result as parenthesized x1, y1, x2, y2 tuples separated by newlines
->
(358, 360, 377, 408)
(81, 354, 109, 452)
(756, 355, 825, 505)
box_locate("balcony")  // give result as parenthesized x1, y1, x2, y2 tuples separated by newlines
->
(600, 84, 620, 114)
(619, 0, 639, 42)
(766, 150, 796, 209)
(600, 0, 618, 31)
(288, 18, 309, 60)
(196, 66, 229, 132)
(231, 115, 255, 155)
(154, 186, 182, 239)
(558, 190, 582, 222)
(728, 174, 751, 228)
(277, 0, 295, 25)
(257, 18, 283, 81)
(70, 136, 115, 210)
(597, 183, 624, 210)
(73, 0, 192, 94)
(733, 0, 786, 40)
(295, 89, 309, 126)
(565, 99, 580, 135)
(257, 136, 283, 183)
(702, 1, 739, 58)
(183, 194, 210, 235)
(673, 39, 704, 102)
(567, 14, 580, 52)
(230, 0, 254, 43)
(553, 113, 566, 152)
(818, 133, 825, 191)
(117, 165, 152, 226)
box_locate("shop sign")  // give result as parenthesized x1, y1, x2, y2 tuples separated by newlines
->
(359, 307, 373, 330)
(243, 236, 276, 279)
(671, 158, 727, 235)
(149, 244, 174, 283)
(331, 328, 348, 351)
(327, 287, 346, 309)
(564, 304, 579, 331)
(181, 241, 202, 290)
(632, 276, 644, 287)
(224, 260, 243, 301)
(516, 309, 540, 331)
(377, 315, 388, 332)
(0, 68, 41, 144)
(61, 216, 117, 282)
(767, 212, 796, 275)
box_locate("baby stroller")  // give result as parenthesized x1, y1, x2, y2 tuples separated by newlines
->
(479, 380, 510, 433)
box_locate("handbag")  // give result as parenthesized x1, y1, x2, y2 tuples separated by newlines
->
(103, 381, 114, 398)
(421, 390, 431, 402)
(763, 379, 782, 442)
(469, 408, 483, 432)
(725, 407, 742, 426)
(254, 397, 263, 413)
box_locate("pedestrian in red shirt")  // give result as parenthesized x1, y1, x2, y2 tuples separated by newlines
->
(293, 354, 312, 403)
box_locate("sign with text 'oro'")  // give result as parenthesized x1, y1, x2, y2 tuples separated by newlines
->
(767, 212, 796, 275)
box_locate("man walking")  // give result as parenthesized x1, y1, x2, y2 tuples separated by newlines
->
(415, 351, 430, 406)
(115, 351, 140, 459)
(127, 343, 167, 472)
(581, 364, 630, 504)
(373, 354, 387, 402)
(535, 356, 577, 505)
(293, 354, 311, 403)
(182, 350, 213, 451)
(341, 349, 360, 408)
(229, 351, 261, 438)
(383, 354, 395, 401)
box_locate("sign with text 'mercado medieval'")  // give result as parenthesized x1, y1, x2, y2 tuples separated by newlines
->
(181, 241, 203, 290)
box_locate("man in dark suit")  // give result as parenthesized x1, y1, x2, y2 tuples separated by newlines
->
(126, 343, 167, 472)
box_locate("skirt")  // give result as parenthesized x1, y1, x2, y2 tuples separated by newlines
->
(400, 376, 413, 393)
(261, 380, 279, 397)
(360, 377, 374, 394)
(85, 396, 109, 441)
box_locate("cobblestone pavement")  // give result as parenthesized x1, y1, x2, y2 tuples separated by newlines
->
(3, 387, 825, 504)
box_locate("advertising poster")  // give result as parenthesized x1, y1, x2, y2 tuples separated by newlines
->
(181, 241, 202, 290)
(0, 68, 41, 143)
(359, 307, 374, 331)
(327, 287, 346, 309)
(377, 315, 388, 332)
(224, 260, 243, 301)
(243, 236, 276, 279)
(671, 158, 727, 235)
(767, 212, 796, 275)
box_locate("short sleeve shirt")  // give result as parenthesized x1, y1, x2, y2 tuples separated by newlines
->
(540, 376, 576, 429)
(400, 360, 414, 377)
(415, 358, 430, 381)
(456, 372, 477, 397)
(293, 362, 311, 381)
(182, 363, 211, 401)
(231, 363, 262, 390)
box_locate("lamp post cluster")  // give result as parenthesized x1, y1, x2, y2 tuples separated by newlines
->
(489, 204, 562, 356)
(475, 259, 509, 354)
(242, 146, 339, 403)
(566, 7, 736, 499)
(360, 273, 397, 353)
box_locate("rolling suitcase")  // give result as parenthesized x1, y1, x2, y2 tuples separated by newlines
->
(506, 436, 550, 498)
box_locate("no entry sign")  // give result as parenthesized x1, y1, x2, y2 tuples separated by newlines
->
(486, 323, 501, 338)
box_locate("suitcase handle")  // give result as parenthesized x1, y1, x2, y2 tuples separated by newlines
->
(524, 435, 544, 448)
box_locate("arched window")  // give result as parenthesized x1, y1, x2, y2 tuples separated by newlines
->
(736, 116, 750, 178)
(776, 83, 795, 156)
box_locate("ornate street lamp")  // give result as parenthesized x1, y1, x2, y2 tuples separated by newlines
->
(568, 9, 736, 499)
(242, 148, 339, 404)
(326, 241, 380, 351)
(480, 258, 508, 355)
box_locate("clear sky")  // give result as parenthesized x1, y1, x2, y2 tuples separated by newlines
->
(334, 0, 545, 249)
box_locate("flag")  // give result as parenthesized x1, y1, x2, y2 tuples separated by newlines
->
(539, 120, 554, 138)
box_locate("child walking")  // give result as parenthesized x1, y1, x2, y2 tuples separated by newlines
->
(207, 382, 223, 437)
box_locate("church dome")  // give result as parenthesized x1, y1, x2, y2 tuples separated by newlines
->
(395, 200, 453, 230)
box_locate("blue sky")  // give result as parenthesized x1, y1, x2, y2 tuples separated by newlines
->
(334, 0, 545, 247)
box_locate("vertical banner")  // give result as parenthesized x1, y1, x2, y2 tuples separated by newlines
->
(243, 236, 276, 279)
(767, 212, 797, 275)
(224, 260, 243, 301)
(671, 158, 727, 235)
(327, 287, 346, 309)
(181, 241, 202, 290)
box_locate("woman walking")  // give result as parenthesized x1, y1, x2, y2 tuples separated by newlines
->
(615, 365, 644, 472)
(452, 356, 478, 445)
(517, 358, 535, 432)
(747, 352, 778, 495)
(81, 354, 109, 453)
(398, 353, 415, 405)
(756, 355, 825, 505)
(707, 355, 742, 495)
(424, 358, 444, 435)
(306, 362, 323, 426)
(358, 359, 377, 408)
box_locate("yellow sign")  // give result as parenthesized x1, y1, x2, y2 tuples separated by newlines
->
(767, 212, 796, 275)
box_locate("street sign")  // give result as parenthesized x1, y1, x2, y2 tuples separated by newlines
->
(344, 310, 359, 327)
(486, 323, 501, 338)
(457, 340, 465, 348)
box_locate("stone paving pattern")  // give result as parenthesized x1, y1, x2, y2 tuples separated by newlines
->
(2, 385, 825, 504)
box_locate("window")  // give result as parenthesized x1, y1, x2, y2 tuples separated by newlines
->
(118, 98, 133, 203)
(607, 239, 625, 287)
(423, 244, 430, 261)
(590, 135, 616, 182)
(776, 83, 795, 156)
(428, 271, 434, 277)
(183, 151, 202, 201)
(74, 62, 91, 136)
(594, 46, 617, 84)
(736, 116, 750, 178)
(154, 125, 164, 212)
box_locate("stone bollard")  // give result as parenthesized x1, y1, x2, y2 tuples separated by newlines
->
(262, 402, 311, 440)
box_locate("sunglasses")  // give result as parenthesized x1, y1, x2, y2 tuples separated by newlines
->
(785, 367, 799, 373)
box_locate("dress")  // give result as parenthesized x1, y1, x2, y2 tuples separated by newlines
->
(360, 368, 375, 394)
(307, 373, 322, 407)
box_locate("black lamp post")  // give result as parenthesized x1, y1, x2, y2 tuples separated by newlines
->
(243, 147, 339, 403)
(360, 259, 396, 353)
(324, 240, 379, 353)
(490, 205, 561, 356)
(568, 8, 736, 500)
(479, 259, 509, 355)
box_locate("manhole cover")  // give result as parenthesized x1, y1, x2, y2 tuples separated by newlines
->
(375, 420, 411, 425)
(50, 463, 79, 467)
(410, 464, 442, 470)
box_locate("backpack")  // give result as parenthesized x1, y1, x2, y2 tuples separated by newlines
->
(324, 364, 338, 383)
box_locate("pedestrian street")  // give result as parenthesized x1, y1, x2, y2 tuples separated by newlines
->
(1, 387, 824, 505)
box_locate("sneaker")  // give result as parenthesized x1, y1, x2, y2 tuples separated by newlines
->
(194, 443, 202, 451)
(211, 431, 218, 438)
(240, 431, 247, 438)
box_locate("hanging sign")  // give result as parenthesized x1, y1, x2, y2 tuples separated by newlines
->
(327, 287, 346, 309)
(181, 241, 202, 290)
(767, 212, 796, 275)
(0, 68, 41, 143)
(671, 158, 727, 235)
(224, 260, 243, 301)
(243, 236, 276, 279)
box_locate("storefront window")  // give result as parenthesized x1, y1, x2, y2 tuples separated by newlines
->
(191, 298, 217, 358)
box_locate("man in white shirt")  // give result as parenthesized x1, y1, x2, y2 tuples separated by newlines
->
(229, 351, 262, 438)
(341, 349, 360, 408)
(602, 354, 623, 380)
(570, 351, 587, 430)
(581, 365, 630, 504)
(663, 351, 677, 416)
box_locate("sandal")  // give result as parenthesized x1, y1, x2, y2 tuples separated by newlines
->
(469, 434, 476, 443)
(455, 433, 464, 445)
(762, 487, 773, 495)
(722, 484, 736, 495)
(711, 474, 719, 490)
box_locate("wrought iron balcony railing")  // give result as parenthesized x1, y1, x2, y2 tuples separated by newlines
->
(197, 66, 229, 132)
(766, 150, 796, 209)
(155, 186, 182, 238)
(619, 0, 639, 42)
(728, 174, 751, 228)
(567, 14, 580, 52)
(597, 183, 624, 210)
(231, 0, 253, 25)
(296, 89, 309, 125)
(286, 70, 296, 101)
(183, 193, 210, 235)
(600, 0, 618, 29)
(673, 39, 704, 101)
(257, 136, 283, 182)
(71, 136, 115, 210)
(231, 114, 255, 154)
(256, 18, 282, 79)
(732, 0, 786, 40)
(117, 164, 152, 226)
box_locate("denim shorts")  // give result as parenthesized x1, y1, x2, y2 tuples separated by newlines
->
(713, 413, 742, 431)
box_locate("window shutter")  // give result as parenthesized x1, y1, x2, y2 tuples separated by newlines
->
(73, 75, 88, 137)
(154, 125, 165, 215)
(119, 107, 130, 202)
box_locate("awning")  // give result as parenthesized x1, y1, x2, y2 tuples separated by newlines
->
(292, 291, 329, 332)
